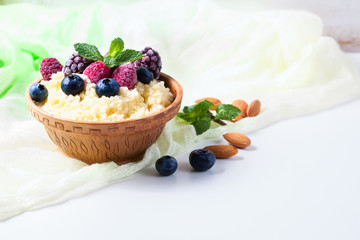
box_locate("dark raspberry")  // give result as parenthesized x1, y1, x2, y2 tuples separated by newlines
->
(63, 52, 94, 76)
(40, 58, 63, 81)
(132, 46, 162, 79)
(112, 64, 137, 89)
(83, 61, 112, 84)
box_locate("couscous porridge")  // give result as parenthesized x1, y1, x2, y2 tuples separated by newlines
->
(37, 72, 174, 122)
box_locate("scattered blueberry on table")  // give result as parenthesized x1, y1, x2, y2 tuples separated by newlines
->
(155, 155, 178, 176)
(189, 149, 216, 171)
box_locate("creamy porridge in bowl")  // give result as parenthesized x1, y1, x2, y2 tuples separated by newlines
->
(25, 38, 182, 165)
(38, 72, 174, 122)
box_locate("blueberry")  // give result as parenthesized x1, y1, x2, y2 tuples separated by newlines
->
(95, 78, 120, 98)
(155, 155, 178, 176)
(61, 74, 85, 95)
(29, 83, 48, 102)
(189, 149, 216, 172)
(136, 67, 154, 84)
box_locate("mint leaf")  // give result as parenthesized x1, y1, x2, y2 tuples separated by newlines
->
(178, 100, 212, 119)
(214, 104, 241, 120)
(108, 49, 143, 68)
(103, 55, 116, 68)
(182, 106, 192, 114)
(177, 111, 196, 123)
(176, 100, 215, 135)
(192, 117, 212, 135)
(177, 100, 242, 134)
(74, 43, 103, 62)
(193, 100, 214, 114)
(108, 37, 124, 58)
(75, 37, 143, 68)
(103, 49, 143, 68)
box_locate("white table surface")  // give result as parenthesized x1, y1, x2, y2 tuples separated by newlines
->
(1, 55, 360, 240)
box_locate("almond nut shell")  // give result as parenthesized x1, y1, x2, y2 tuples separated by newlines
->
(223, 132, 251, 148)
(203, 145, 238, 159)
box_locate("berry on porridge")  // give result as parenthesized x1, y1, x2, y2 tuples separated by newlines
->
(32, 37, 174, 122)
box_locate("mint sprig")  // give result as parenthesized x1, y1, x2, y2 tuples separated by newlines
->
(214, 104, 241, 120)
(108, 37, 124, 57)
(104, 49, 143, 68)
(176, 100, 241, 135)
(74, 43, 104, 62)
(74, 37, 144, 68)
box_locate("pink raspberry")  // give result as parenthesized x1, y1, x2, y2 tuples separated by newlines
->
(83, 61, 112, 84)
(40, 58, 63, 81)
(112, 64, 137, 89)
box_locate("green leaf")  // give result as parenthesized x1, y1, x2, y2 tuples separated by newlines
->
(108, 37, 124, 58)
(103, 55, 115, 68)
(193, 100, 214, 114)
(214, 104, 241, 120)
(176, 111, 196, 123)
(181, 100, 212, 116)
(106, 49, 143, 68)
(192, 117, 212, 135)
(182, 106, 192, 114)
(177, 100, 241, 134)
(176, 100, 215, 135)
(74, 43, 103, 62)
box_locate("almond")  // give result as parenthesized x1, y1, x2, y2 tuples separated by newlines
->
(223, 132, 251, 148)
(195, 97, 222, 110)
(247, 99, 261, 117)
(203, 145, 238, 159)
(232, 99, 248, 122)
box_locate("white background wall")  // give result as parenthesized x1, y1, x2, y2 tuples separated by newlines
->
(1, 0, 360, 51)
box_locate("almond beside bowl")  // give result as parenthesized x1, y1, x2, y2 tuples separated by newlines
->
(25, 73, 183, 165)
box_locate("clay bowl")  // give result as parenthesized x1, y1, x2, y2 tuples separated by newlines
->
(25, 73, 183, 165)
